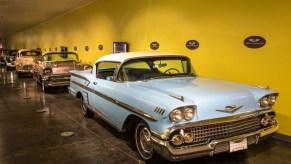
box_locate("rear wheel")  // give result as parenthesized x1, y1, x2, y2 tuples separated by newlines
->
(135, 121, 163, 163)
(81, 95, 94, 118)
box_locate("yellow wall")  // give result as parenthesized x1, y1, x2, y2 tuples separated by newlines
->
(7, 0, 291, 135)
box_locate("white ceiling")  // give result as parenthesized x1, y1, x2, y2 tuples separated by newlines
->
(0, 0, 97, 39)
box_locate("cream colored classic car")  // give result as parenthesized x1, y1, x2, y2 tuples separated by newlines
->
(34, 51, 91, 93)
(15, 49, 42, 77)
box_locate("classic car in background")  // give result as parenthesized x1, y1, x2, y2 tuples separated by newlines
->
(0, 49, 9, 66)
(6, 50, 18, 71)
(15, 49, 42, 77)
(34, 51, 92, 93)
(68, 52, 279, 162)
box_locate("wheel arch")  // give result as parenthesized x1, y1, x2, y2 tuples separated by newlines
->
(122, 114, 148, 133)
(76, 91, 82, 98)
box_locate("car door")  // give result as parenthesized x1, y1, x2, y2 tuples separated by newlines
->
(88, 61, 121, 127)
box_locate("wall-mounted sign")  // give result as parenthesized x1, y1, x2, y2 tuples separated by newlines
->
(150, 42, 159, 50)
(113, 42, 128, 53)
(186, 40, 199, 50)
(85, 46, 89, 51)
(98, 44, 103, 51)
(244, 36, 266, 48)
(74, 46, 77, 51)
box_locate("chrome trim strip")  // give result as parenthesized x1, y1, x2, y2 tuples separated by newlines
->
(72, 81, 158, 121)
(71, 73, 90, 82)
(83, 102, 124, 132)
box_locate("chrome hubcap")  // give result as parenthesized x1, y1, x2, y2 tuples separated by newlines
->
(139, 127, 152, 155)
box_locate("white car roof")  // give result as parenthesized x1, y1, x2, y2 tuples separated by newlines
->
(96, 52, 186, 63)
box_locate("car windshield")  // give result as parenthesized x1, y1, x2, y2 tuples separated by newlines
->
(42, 53, 78, 62)
(119, 56, 196, 81)
(21, 51, 41, 56)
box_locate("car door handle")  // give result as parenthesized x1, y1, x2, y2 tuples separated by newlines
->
(93, 82, 97, 85)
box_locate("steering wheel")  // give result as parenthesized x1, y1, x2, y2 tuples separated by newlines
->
(163, 68, 180, 74)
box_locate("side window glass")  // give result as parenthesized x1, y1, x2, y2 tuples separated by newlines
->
(96, 62, 118, 80)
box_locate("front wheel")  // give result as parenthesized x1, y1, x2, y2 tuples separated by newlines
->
(135, 121, 163, 163)
(81, 95, 94, 118)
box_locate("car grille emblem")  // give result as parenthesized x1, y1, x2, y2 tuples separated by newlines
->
(216, 105, 243, 113)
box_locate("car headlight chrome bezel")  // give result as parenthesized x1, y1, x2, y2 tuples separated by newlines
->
(169, 106, 196, 123)
(259, 94, 278, 108)
(43, 68, 52, 75)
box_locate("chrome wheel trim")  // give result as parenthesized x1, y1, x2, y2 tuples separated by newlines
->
(135, 123, 153, 159)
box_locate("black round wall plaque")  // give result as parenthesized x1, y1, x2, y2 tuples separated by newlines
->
(74, 46, 77, 51)
(244, 36, 266, 48)
(150, 42, 159, 50)
(186, 40, 199, 50)
(98, 44, 103, 51)
(85, 46, 89, 51)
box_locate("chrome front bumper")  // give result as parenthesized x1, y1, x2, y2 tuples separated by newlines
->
(151, 121, 278, 161)
(42, 76, 70, 87)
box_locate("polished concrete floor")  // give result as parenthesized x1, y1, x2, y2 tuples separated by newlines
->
(0, 66, 291, 164)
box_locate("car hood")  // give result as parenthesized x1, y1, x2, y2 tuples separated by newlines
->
(134, 77, 274, 121)
(19, 56, 39, 63)
(44, 61, 83, 74)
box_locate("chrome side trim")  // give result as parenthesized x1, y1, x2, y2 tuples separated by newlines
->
(71, 73, 90, 82)
(83, 101, 124, 132)
(72, 81, 158, 121)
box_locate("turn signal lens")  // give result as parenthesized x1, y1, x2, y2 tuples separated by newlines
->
(184, 133, 194, 143)
(260, 114, 277, 127)
(171, 134, 183, 146)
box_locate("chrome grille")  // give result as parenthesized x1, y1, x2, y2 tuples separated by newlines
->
(49, 75, 70, 82)
(173, 117, 261, 146)
(23, 65, 33, 70)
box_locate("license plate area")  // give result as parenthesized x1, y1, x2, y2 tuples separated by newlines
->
(229, 138, 247, 152)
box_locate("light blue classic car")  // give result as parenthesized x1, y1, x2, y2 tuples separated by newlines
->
(68, 52, 279, 162)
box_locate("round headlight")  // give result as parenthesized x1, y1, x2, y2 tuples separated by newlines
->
(184, 107, 195, 121)
(43, 68, 52, 75)
(269, 115, 276, 125)
(260, 116, 270, 126)
(184, 132, 194, 143)
(169, 109, 183, 123)
(268, 95, 276, 106)
(259, 97, 268, 108)
(171, 134, 183, 146)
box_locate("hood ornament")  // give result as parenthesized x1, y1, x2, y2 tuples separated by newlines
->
(216, 105, 243, 113)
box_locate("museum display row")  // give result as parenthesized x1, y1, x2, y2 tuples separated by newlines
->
(0, 49, 279, 163)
